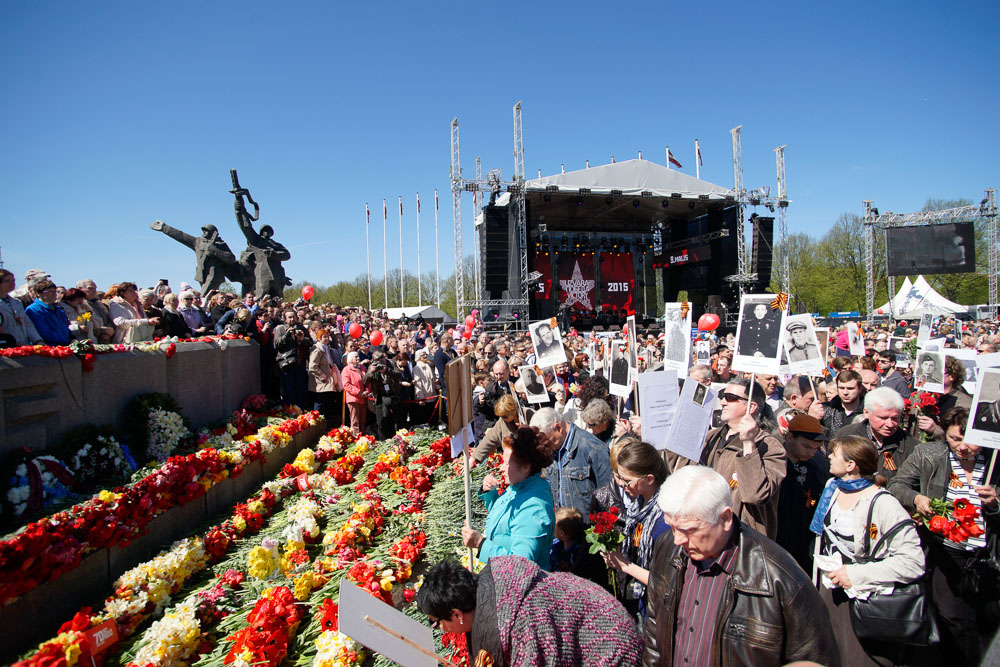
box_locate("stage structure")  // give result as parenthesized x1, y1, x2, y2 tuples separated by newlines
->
(451, 104, 790, 329)
(450, 102, 530, 328)
(863, 189, 998, 324)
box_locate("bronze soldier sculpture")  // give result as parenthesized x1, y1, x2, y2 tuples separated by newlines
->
(231, 169, 291, 298)
(149, 220, 237, 294)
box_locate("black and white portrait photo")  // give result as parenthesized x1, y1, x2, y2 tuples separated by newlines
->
(662, 303, 692, 372)
(779, 314, 824, 375)
(519, 366, 549, 405)
(914, 350, 945, 392)
(732, 294, 786, 374)
(609, 341, 631, 398)
(965, 369, 1000, 446)
(626, 315, 638, 379)
(692, 383, 708, 407)
(529, 319, 566, 370)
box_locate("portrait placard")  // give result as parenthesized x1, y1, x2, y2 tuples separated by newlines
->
(662, 303, 692, 373)
(732, 294, 787, 375)
(609, 339, 632, 398)
(529, 318, 566, 370)
(519, 366, 550, 404)
(965, 368, 1000, 449)
(913, 348, 945, 394)
(778, 314, 825, 375)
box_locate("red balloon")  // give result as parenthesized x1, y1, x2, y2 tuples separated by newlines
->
(697, 313, 721, 332)
(465, 314, 476, 328)
(463, 330, 473, 340)
(370, 330, 384, 347)
(302, 285, 314, 300)
(877, 309, 883, 315)
(348, 322, 363, 339)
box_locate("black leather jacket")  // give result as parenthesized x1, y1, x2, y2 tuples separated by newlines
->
(643, 521, 839, 667)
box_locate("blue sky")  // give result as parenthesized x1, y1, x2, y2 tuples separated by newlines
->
(2, 1, 998, 294)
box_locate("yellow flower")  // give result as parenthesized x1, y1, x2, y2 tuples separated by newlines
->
(247, 546, 275, 580)
(98, 489, 119, 504)
(64, 641, 82, 667)
(233, 515, 247, 533)
(247, 500, 264, 515)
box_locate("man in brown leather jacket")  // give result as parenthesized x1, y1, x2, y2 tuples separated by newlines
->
(643, 466, 839, 667)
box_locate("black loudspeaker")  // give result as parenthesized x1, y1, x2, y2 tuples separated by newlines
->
(662, 206, 739, 308)
(481, 205, 510, 298)
(751, 215, 774, 291)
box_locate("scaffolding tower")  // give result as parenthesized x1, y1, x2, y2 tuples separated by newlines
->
(450, 101, 530, 327)
(724, 126, 790, 323)
(863, 188, 998, 324)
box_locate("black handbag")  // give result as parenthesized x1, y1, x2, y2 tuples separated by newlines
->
(959, 530, 1000, 599)
(849, 493, 939, 645)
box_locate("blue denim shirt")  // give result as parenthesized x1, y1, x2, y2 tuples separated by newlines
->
(544, 424, 612, 522)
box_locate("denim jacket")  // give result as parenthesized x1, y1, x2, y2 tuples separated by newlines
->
(543, 424, 612, 522)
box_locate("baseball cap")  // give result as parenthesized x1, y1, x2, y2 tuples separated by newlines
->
(786, 414, 828, 441)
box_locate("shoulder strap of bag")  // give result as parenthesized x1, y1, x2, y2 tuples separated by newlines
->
(864, 491, 912, 558)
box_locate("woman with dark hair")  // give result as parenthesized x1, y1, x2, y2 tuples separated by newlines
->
(461, 426, 555, 568)
(60, 287, 97, 342)
(889, 407, 1000, 664)
(417, 557, 643, 667)
(812, 434, 925, 665)
(603, 441, 671, 621)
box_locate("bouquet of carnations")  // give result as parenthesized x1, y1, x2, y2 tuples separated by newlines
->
(921, 497, 984, 543)
(906, 391, 940, 441)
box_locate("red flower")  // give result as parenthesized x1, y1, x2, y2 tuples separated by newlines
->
(928, 515, 948, 534)
(952, 498, 979, 521)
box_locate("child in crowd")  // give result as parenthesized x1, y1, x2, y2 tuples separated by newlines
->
(549, 507, 608, 589)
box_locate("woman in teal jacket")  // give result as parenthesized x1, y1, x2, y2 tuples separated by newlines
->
(462, 426, 555, 569)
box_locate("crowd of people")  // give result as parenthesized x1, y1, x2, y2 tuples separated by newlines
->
(6, 263, 1000, 665)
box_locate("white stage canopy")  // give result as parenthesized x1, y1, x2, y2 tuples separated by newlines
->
(496, 158, 733, 205)
(382, 305, 456, 324)
(876, 275, 967, 318)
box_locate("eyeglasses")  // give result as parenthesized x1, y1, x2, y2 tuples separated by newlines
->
(720, 392, 748, 403)
(614, 471, 643, 490)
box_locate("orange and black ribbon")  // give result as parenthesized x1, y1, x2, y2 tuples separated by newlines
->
(770, 292, 789, 311)
(949, 472, 964, 489)
(883, 451, 897, 472)
(680, 302, 690, 318)
(869, 523, 879, 541)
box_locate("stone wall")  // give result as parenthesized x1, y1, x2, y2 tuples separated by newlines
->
(0, 339, 261, 457)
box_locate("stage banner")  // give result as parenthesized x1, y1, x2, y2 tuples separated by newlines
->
(532, 253, 552, 300)
(558, 252, 596, 310)
(600, 252, 635, 314)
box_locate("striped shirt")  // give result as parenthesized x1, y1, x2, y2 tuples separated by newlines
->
(945, 450, 987, 551)
(673, 535, 739, 667)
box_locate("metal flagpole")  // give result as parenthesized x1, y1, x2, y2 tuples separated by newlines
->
(695, 140, 701, 180)
(398, 196, 404, 306)
(434, 189, 441, 307)
(416, 192, 422, 305)
(365, 203, 372, 310)
(382, 198, 388, 308)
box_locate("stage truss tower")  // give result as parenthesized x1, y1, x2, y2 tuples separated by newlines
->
(775, 145, 790, 295)
(863, 188, 998, 324)
(449, 101, 530, 327)
(725, 126, 789, 317)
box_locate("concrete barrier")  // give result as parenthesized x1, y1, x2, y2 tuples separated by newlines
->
(0, 339, 262, 457)
(0, 419, 326, 661)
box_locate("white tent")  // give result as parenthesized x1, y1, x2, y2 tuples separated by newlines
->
(496, 158, 733, 205)
(876, 275, 967, 319)
(382, 305, 456, 324)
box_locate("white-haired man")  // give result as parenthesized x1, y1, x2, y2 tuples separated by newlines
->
(835, 386, 916, 480)
(530, 407, 611, 521)
(643, 465, 838, 667)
